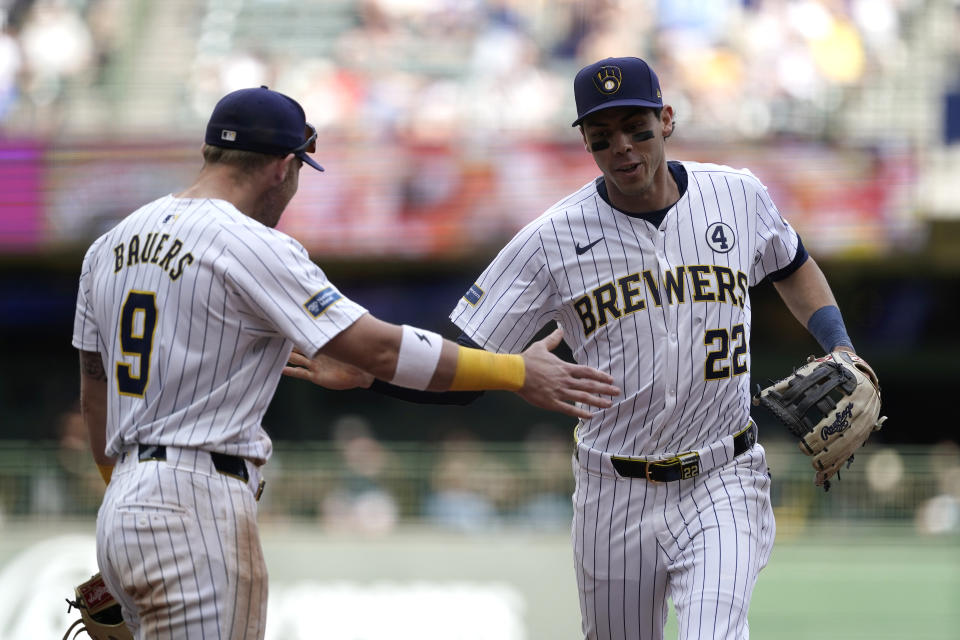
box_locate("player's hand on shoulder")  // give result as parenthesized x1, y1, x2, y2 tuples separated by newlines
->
(519, 328, 620, 419)
(283, 350, 375, 390)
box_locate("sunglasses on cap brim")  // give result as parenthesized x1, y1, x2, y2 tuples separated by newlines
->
(290, 123, 324, 171)
(291, 123, 317, 155)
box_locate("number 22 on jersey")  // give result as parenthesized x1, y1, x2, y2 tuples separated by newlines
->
(117, 290, 157, 397)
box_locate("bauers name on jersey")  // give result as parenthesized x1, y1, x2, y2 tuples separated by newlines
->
(112, 232, 195, 281)
(573, 263, 748, 337)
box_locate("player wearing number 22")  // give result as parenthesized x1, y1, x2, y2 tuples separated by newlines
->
(484, 56, 873, 640)
(288, 56, 878, 640)
(71, 87, 619, 639)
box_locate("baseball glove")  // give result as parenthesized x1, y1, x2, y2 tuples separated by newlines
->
(63, 572, 133, 640)
(754, 351, 886, 491)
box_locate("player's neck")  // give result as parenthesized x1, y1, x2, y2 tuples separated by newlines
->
(175, 167, 263, 217)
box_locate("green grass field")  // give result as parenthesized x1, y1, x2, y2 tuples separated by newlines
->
(666, 534, 960, 640)
(259, 524, 960, 638)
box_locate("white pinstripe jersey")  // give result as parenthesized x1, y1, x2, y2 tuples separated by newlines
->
(73, 195, 367, 461)
(451, 161, 800, 457)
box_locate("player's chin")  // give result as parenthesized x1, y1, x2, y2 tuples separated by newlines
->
(610, 173, 650, 196)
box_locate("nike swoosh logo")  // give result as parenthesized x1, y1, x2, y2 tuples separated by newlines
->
(575, 238, 603, 255)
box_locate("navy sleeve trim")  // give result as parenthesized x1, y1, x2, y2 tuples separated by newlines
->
(766, 236, 809, 283)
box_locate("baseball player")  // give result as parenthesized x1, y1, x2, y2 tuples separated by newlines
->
(289, 56, 875, 640)
(456, 56, 875, 640)
(72, 86, 619, 639)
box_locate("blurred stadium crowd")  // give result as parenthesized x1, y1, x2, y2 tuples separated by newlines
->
(4, 0, 959, 258)
(2, 404, 957, 537)
(0, 0, 958, 146)
(0, 0, 958, 536)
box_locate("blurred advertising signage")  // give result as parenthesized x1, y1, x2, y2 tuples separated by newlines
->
(42, 144, 196, 249)
(0, 143, 43, 253)
(19, 140, 919, 259)
(281, 140, 919, 259)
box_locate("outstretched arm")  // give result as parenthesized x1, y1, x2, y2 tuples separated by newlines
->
(284, 332, 484, 406)
(286, 314, 619, 419)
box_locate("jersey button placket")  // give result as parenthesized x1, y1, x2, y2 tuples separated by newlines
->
(667, 331, 678, 396)
(660, 245, 682, 411)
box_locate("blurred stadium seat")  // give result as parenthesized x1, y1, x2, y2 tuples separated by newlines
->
(1, 0, 956, 258)
(1, 439, 957, 539)
(1, 0, 958, 145)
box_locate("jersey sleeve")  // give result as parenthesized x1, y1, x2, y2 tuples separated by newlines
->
(746, 170, 803, 285)
(72, 239, 103, 352)
(221, 224, 368, 356)
(449, 224, 560, 353)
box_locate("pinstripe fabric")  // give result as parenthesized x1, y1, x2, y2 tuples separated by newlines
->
(73, 194, 368, 639)
(451, 162, 791, 639)
(98, 447, 268, 639)
(572, 447, 775, 640)
(73, 195, 367, 460)
(451, 163, 797, 457)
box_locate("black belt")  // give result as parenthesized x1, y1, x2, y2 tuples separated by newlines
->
(610, 423, 757, 483)
(138, 444, 249, 483)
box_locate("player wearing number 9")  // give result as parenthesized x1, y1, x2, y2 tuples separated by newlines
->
(71, 86, 619, 640)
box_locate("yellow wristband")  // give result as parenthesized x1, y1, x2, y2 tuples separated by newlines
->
(449, 346, 526, 391)
(97, 464, 114, 485)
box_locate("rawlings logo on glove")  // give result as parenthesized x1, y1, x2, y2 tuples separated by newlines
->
(754, 351, 887, 491)
(820, 404, 853, 440)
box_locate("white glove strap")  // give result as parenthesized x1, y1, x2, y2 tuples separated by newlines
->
(390, 325, 443, 390)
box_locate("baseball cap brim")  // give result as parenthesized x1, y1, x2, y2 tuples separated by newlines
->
(298, 154, 324, 172)
(571, 98, 663, 127)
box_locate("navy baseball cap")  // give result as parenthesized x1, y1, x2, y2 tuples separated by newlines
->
(205, 86, 324, 171)
(572, 57, 662, 127)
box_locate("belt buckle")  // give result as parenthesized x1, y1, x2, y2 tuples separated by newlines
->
(647, 451, 701, 482)
(643, 459, 662, 484)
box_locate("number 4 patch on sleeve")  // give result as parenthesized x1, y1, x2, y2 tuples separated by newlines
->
(706, 222, 735, 253)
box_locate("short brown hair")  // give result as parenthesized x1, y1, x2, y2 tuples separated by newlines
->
(201, 144, 279, 172)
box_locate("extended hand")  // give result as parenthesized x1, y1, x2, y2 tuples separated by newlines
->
(282, 350, 375, 390)
(519, 328, 620, 419)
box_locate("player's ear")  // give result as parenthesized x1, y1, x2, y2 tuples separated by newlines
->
(269, 154, 296, 185)
(661, 105, 675, 140)
(579, 126, 590, 153)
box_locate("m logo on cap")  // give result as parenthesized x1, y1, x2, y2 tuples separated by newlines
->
(593, 66, 622, 95)
(220, 130, 237, 142)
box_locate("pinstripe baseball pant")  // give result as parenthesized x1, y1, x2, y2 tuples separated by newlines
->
(97, 446, 268, 640)
(573, 445, 775, 640)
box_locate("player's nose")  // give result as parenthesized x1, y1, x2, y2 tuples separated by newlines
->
(611, 131, 633, 154)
